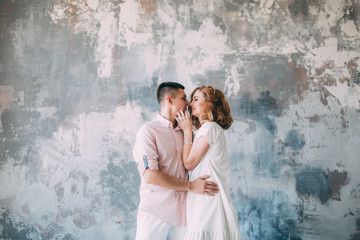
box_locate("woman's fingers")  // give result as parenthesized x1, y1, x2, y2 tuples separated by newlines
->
(179, 109, 185, 118)
(177, 109, 188, 120)
(181, 109, 188, 119)
(177, 109, 192, 127)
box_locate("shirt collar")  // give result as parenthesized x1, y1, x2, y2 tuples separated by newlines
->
(156, 113, 181, 130)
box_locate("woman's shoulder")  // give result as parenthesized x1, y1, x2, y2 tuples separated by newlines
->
(196, 122, 224, 145)
(199, 121, 223, 135)
(202, 121, 222, 130)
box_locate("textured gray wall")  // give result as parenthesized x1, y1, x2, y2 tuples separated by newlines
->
(1, 0, 360, 239)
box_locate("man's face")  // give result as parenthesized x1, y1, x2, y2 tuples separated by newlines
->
(172, 89, 189, 112)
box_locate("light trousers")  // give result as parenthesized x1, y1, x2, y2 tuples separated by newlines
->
(135, 210, 186, 240)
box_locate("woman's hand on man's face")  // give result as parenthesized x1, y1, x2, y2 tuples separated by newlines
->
(176, 109, 192, 131)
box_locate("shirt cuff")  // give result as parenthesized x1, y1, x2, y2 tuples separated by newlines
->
(139, 158, 159, 175)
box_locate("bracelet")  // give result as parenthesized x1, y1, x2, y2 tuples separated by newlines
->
(183, 142, 193, 145)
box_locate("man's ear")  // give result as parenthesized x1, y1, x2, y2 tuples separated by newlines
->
(166, 95, 172, 105)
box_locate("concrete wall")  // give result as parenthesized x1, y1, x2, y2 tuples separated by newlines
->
(1, 0, 359, 239)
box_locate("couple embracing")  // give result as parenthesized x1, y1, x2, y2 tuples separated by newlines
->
(133, 82, 241, 240)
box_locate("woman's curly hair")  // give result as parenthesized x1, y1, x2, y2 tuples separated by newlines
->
(190, 86, 233, 130)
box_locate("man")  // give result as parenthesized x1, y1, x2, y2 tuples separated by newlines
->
(133, 82, 219, 240)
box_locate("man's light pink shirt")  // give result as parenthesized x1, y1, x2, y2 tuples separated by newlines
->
(133, 113, 187, 226)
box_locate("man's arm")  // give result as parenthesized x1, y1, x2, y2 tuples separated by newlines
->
(144, 169, 219, 196)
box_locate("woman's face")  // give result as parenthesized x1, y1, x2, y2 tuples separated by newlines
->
(190, 90, 208, 119)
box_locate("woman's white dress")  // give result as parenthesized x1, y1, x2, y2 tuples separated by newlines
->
(185, 122, 240, 240)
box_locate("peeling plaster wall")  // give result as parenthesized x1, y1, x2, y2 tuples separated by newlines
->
(0, 0, 359, 239)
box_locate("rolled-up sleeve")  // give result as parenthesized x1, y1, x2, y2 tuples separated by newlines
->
(133, 125, 159, 175)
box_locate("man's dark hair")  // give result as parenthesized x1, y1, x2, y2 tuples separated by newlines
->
(156, 82, 185, 103)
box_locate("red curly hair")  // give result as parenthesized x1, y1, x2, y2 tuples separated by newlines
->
(190, 86, 233, 130)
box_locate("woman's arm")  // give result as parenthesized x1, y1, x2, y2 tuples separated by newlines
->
(176, 110, 210, 171)
(183, 136, 209, 170)
(182, 124, 193, 163)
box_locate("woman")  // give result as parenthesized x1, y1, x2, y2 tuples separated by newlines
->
(176, 86, 240, 240)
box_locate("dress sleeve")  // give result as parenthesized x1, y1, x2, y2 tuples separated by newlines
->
(194, 122, 217, 146)
(133, 125, 159, 175)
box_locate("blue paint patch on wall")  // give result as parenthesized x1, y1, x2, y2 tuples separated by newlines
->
(99, 156, 139, 238)
(235, 191, 302, 240)
(348, 217, 360, 240)
(125, 76, 159, 111)
(253, 132, 280, 177)
(285, 130, 305, 150)
(296, 168, 350, 204)
(0, 208, 42, 239)
(225, 55, 307, 113)
(99, 154, 139, 226)
(295, 167, 331, 204)
(0, 108, 55, 169)
(100, 154, 140, 208)
(239, 91, 278, 135)
(288, 0, 310, 18)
